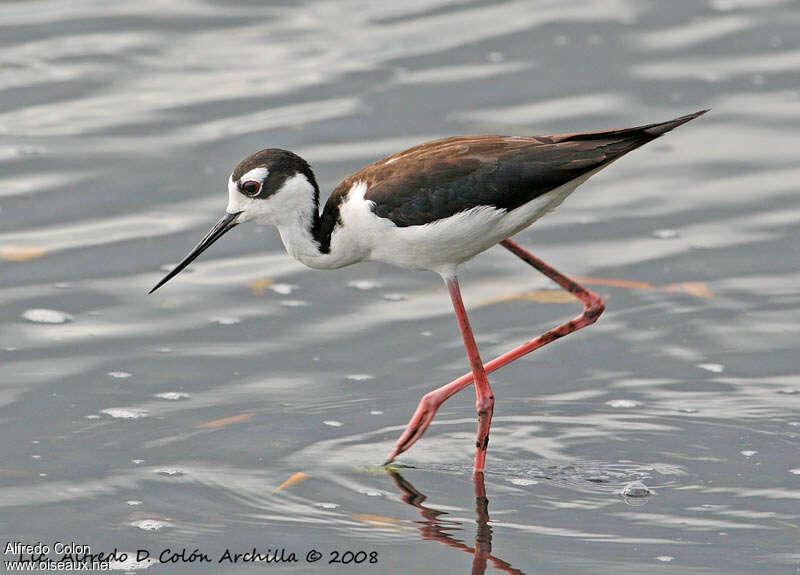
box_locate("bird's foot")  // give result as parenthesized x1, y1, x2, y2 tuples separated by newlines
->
(384, 392, 443, 464)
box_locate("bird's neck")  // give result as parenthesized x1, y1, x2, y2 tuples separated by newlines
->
(272, 175, 359, 270)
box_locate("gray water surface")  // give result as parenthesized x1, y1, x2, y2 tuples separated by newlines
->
(1, 1, 799, 573)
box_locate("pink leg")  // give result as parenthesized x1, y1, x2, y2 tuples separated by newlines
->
(446, 276, 494, 472)
(385, 239, 605, 466)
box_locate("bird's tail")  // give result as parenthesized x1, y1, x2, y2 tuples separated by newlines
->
(553, 109, 710, 143)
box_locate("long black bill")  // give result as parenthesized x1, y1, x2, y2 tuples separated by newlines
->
(148, 211, 242, 294)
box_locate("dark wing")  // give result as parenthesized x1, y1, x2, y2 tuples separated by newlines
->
(323, 110, 707, 228)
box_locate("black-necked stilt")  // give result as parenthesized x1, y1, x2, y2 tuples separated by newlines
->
(150, 110, 707, 472)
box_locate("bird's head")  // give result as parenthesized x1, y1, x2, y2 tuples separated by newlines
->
(149, 148, 318, 294)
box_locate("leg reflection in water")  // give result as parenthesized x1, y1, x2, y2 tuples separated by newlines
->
(386, 469, 525, 575)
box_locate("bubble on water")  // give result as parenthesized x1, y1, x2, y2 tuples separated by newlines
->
(127, 500, 142, 506)
(132, 459, 145, 465)
(155, 468, 184, 477)
(108, 554, 154, 571)
(420, 331, 433, 337)
(508, 478, 538, 486)
(370, 410, 384, 415)
(53, 282, 71, 289)
(31, 454, 41, 459)
(21, 308, 73, 324)
(131, 519, 171, 531)
(107, 371, 132, 379)
(652, 229, 679, 239)
(606, 399, 640, 408)
(280, 299, 308, 307)
(323, 420, 342, 427)
(315, 502, 339, 509)
(39, 473, 47, 477)
(697, 363, 725, 373)
(5, 347, 18, 351)
(361, 490, 383, 497)
(269, 283, 297, 295)
(101, 408, 149, 419)
(155, 392, 191, 400)
(85, 414, 101, 420)
(157, 347, 172, 353)
(740, 450, 757, 457)
(211, 316, 240, 325)
(620, 481, 651, 497)
(346, 374, 374, 382)
(347, 280, 381, 290)
(656, 556, 674, 562)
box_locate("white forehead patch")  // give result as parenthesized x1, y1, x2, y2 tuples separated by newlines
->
(239, 167, 268, 184)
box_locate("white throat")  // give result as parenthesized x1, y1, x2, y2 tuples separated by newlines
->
(226, 172, 358, 270)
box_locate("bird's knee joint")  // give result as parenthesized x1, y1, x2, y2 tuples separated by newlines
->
(476, 395, 494, 414)
(584, 298, 605, 322)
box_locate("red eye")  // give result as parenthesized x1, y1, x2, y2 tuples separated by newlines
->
(241, 180, 261, 196)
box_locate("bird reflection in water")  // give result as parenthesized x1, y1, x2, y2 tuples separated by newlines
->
(386, 469, 525, 575)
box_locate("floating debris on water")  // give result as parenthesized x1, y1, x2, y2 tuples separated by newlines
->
(789, 469, 800, 475)
(740, 450, 758, 457)
(346, 374, 374, 382)
(420, 331, 433, 337)
(107, 371, 132, 379)
(347, 280, 381, 290)
(1, 244, 46, 262)
(21, 308, 73, 324)
(211, 316, 240, 325)
(280, 299, 308, 307)
(778, 389, 799, 395)
(85, 414, 101, 420)
(155, 468, 184, 477)
(370, 410, 384, 415)
(507, 478, 538, 486)
(620, 481, 651, 497)
(679, 407, 698, 413)
(130, 519, 171, 531)
(382, 293, 406, 301)
(101, 408, 149, 420)
(323, 420, 342, 427)
(155, 392, 191, 400)
(656, 556, 674, 563)
(126, 500, 142, 506)
(697, 363, 725, 373)
(606, 399, 641, 408)
(652, 229, 679, 239)
(107, 553, 154, 571)
(315, 502, 339, 509)
(269, 283, 297, 295)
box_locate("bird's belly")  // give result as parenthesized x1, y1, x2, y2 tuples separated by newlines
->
(368, 176, 586, 274)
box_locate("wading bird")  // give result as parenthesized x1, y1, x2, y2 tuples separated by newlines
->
(150, 110, 707, 473)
